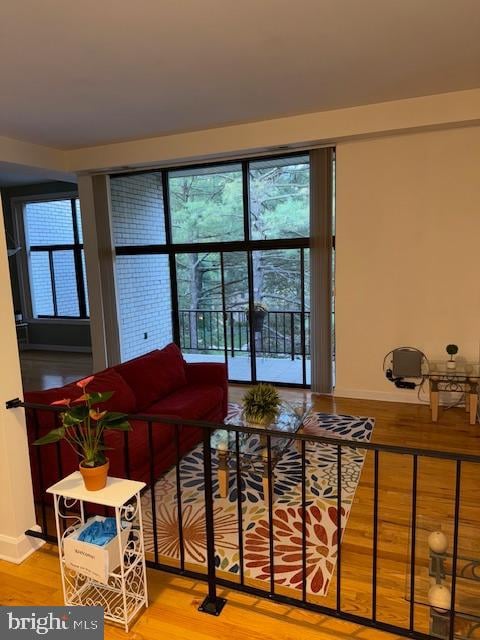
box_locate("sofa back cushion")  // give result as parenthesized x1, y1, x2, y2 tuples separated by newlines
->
(114, 343, 187, 411)
(24, 386, 71, 432)
(25, 368, 137, 428)
(64, 368, 137, 414)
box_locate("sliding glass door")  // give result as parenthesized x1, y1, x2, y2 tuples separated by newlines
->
(111, 153, 314, 387)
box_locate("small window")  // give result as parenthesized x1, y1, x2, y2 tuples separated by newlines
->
(24, 197, 89, 319)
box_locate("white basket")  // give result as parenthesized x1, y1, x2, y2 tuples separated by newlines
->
(63, 516, 131, 584)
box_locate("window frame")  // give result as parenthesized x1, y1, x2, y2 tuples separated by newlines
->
(14, 193, 89, 321)
(110, 151, 320, 387)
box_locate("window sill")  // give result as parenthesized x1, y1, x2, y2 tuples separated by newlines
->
(28, 318, 90, 325)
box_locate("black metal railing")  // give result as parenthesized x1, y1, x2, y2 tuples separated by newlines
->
(179, 309, 311, 360)
(7, 398, 480, 640)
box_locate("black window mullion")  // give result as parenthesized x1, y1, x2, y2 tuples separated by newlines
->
(71, 199, 88, 318)
(48, 249, 58, 317)
(242, 159, 257, 383)
(162, 171, 181, 346)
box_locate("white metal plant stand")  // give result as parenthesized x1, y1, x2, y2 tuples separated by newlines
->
(47, 472, 148, 632)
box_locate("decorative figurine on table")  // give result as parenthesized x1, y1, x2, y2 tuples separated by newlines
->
(446, 344, 459, 370)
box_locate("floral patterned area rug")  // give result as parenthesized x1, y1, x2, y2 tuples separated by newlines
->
(141, 404, 374, 597)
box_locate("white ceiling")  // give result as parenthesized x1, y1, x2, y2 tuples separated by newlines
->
(1, 0, 479, 150)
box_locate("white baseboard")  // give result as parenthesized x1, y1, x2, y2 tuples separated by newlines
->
(25, 344, 92, 353)
(334, 386, 425, 404)
(0, 525, 45, 564)
(333, 386, 472, 408)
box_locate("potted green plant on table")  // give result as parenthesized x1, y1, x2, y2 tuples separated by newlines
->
(446, 344, 459, 370)
(33, 376, 132, 491)
(242, 383, 281, 427)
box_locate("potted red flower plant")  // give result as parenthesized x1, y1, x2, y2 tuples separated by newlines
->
(33, 376, 132, 491)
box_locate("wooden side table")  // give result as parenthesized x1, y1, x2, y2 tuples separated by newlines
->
(47, 472, 148, 632)
(427, 363, 479, 425)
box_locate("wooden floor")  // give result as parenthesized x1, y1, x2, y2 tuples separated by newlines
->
(6, 351, 480, 639)
(20, 349, 93, 392)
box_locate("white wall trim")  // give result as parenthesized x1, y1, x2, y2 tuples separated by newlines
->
(334, 386, 469, 408)
(334, 386, 427, 404)
(0, 525, 45, 564)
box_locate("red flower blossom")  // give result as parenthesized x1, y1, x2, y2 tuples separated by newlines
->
(76, 376, 94, 389)
(50, 398, 71, 407)
(89, 409, 107, 421)
(73, 393, 89, 403)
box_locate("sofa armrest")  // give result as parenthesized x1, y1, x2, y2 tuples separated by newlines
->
(185, 362, 228, 416)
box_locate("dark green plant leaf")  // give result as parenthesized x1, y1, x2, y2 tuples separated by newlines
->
(63, 405, 89, 425)
(105, 421, 131, 431)
(89, 391, 114, 404)
(101, 412, 128, 424)
(33, 427, 66, 445)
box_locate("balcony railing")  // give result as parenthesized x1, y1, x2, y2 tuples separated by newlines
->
(179, 309, 311, 360)
(10, 397, 480, 640)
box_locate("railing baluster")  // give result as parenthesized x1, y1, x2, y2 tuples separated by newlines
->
(372, 449, 379, 621)
(202, 311, 207, 348)
(147, 421, 159, 564)
(54, 412, 63, 481)
(290, 312, 295, 360)
(32, 409, 48, 536)
(266, 434, 275, 596)
(409, 454, 418, 633)
(235, 431, 245, 585)
(336, 444, 342, 612)
(301, 439, 307, 602)
(449, 461, 461, 640)
(123, 431, 131, 479)
(175, 424, 185, 572)
(275, 313, 279, 353)
(198, 429, 226, 615)
(230, 312, 235, 357)
(188, 311, 193, 350)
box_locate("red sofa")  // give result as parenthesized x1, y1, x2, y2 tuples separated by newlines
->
(25, 344, 228, 499)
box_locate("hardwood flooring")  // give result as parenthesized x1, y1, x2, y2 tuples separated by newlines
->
(20, 349, 93, 392)
(6, 353, 480, 638)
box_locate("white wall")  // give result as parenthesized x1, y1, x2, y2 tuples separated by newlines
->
(0, 199, 42, 562)
(334, 125, 480, 402)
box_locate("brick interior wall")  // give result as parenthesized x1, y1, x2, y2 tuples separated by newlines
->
(110, 174, 173, 361)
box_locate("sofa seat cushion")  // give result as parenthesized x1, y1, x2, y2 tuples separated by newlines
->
(144, 383, 224, 421)
(114, 344, 187, 411)
(63, 368, 137, 414)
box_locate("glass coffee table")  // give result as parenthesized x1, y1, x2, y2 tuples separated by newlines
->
(424, 362, 480, 424)
(211, 401, 312, 499)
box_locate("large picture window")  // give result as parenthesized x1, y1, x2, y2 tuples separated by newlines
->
(111, 151, 333, 387)
(23, 197, 89, 319)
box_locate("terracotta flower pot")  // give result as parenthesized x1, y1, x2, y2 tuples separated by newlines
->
(79, 459, 109, 491)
